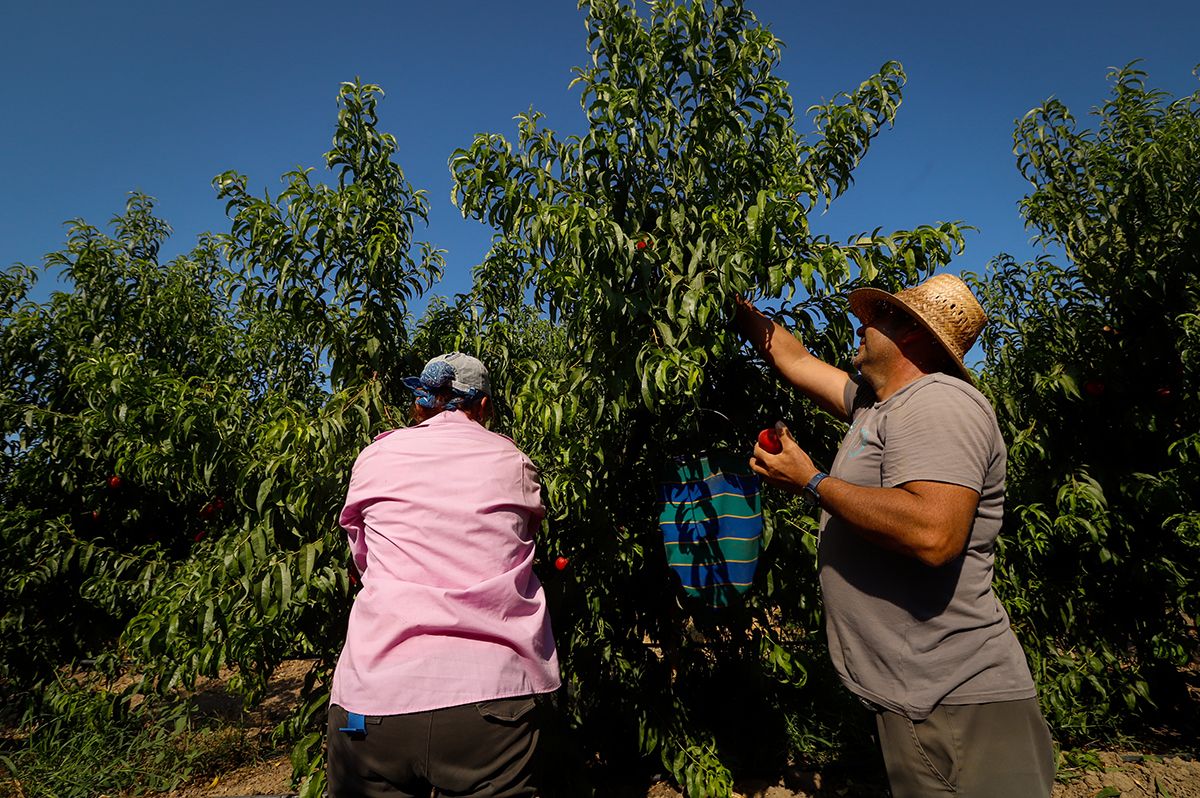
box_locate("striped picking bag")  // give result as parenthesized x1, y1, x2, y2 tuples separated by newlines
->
(659, 453, 763, 607)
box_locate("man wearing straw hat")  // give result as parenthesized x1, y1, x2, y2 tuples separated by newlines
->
(735, 274, 1054, 797)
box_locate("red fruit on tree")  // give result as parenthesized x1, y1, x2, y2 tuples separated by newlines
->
(1084, 381, 1105, 397)
(757, 428, 782, 454)
(636, 240, 648, 251)
(555, 556, 569, 571)
(107, 475, 122, 489)
(91, 510, 100, 521)
(1156, 387, 1172, 400)
(199, 503, 216, 519)
(193, 531, 206, 543)
(213, 497, 225, 511)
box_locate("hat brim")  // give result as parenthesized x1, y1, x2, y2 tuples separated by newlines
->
(848, 287, 974, 384)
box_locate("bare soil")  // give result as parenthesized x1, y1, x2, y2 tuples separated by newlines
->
(158, 752, 1200, 798)
(146, 661, 1200, 798)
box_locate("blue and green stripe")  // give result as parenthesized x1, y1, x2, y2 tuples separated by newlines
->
(659, 454, 763, 607)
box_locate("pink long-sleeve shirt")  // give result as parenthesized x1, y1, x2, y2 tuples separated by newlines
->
(330, 410, 561, 715)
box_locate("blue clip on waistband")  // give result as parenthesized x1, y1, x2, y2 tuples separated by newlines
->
(339, 712, 367, 737)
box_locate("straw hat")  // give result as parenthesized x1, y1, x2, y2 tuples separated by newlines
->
(848, 273, 986, 382)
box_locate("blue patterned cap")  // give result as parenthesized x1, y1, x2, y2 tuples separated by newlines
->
(401, 352, 491, 410)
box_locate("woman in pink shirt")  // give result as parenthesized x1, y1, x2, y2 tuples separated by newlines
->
(327, 353, 561, 798)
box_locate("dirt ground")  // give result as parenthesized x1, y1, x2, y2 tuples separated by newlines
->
(154, 661, 1200, 798)
(169, 752, 1200, 798)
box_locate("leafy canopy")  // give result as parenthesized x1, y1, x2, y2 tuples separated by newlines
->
(449, 0, 966, 791)
(0, 80, 441, 798)
(972, 63, 1200, 739)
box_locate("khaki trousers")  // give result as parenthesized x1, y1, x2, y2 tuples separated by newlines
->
(327, 697, 542, 798)
(874, 697, 1056, 797)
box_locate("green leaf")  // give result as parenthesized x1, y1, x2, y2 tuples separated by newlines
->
(278, 561, 293, 608)
(256, 477, 275, 514)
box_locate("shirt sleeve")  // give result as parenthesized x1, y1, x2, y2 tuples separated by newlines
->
(844, 374, 874, 419)
(338, 452, 371, 575)
(522, 455, 547, 528)
(843, 378, 859, 418)
(880, 383, 993, 493)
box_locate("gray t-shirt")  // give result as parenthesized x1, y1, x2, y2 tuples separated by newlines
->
(819, 373, 1036, 720)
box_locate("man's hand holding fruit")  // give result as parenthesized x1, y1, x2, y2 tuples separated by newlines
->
(750, 422, 821, 494)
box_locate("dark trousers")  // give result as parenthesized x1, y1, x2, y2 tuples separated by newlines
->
(327, 697, 542, 798)
(874, 697, 1056, 797)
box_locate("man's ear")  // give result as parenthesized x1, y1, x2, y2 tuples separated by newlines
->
(898, 322, 931, 347)
(901, 326, 948, 370)
(472, 395, 494, 425)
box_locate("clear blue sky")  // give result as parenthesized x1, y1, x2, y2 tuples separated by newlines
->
(3, 1, 1197, 310)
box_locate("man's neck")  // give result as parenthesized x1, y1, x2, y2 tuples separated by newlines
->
(869, 362, 931, 403)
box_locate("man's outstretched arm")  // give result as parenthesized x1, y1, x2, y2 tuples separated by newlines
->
(734, 296, 852, 421)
